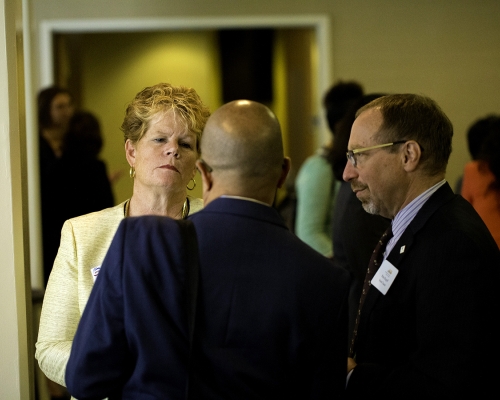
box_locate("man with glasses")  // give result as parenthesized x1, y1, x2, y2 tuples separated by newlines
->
(343, 94, 499, 398)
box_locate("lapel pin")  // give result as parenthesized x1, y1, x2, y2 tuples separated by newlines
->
(400, 245, 406, 254)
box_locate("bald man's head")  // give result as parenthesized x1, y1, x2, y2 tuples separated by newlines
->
(201, 100, 284, 179)
(198, 100, 290, 204)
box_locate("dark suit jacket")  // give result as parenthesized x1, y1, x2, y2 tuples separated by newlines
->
(346, 183, 500, 398)
(66, 197, 351, 400)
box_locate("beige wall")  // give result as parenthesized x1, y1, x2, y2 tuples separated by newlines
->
(66, 30, 224, 202)
(30, 0, 500, 188)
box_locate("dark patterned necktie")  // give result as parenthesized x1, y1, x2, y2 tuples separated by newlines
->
(349, 226, 393, 358)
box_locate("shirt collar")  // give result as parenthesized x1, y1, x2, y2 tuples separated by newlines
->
(220, 195, 271, 207)
(385, 179, 446, 257)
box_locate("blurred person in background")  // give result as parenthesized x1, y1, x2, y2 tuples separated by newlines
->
(38, 86, 76, 287)
(58, 110, 115, 221)
(294, 80, 364, 258)
(455, 114, 495, 194)
(461, 115, 500, 247)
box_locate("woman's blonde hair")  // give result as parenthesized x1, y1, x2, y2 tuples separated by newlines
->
(121, 83, 210, 153)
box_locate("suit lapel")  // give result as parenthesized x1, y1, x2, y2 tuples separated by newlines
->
(361, 183, 456, 314)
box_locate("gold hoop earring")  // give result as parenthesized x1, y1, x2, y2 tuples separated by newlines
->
(187, 178, 196, 190)
(129, 167, 135, 179)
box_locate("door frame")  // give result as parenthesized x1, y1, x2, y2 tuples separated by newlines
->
(31, 15, 332, 287)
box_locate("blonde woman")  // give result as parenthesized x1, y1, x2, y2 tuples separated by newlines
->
(36, 82, 210, 387)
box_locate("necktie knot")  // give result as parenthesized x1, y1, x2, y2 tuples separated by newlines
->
(380, 226, 393, 246)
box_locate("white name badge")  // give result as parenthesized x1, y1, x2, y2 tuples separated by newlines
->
(372, 259, 398, 295)
(90, 265, 101, 282)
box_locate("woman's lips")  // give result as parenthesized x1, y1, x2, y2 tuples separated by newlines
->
(160, 164, 179, 173)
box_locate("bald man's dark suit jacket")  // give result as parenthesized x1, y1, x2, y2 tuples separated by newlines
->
(66, 197, 351, 400)
(346, 183, 500, 398)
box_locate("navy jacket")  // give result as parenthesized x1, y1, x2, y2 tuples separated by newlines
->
(66, 198, 351, 399)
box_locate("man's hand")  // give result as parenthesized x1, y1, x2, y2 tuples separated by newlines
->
(347, 357, 357, 374)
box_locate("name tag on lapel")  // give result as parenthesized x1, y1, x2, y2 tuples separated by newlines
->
(90, 266, 101, 282)
(372, 260, 398, 295)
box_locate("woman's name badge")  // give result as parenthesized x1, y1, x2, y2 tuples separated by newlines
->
(90, 265, 101, 282)
(372, 260, 398, 295)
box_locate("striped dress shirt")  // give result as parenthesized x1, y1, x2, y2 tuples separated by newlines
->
(384, 179, 446, 258)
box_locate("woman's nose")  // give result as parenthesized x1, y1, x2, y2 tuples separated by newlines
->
(166, 143, 179, 157)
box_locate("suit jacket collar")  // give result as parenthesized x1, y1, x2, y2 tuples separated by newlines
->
(386, 182, 455, 266)
(197, 197, 288, 229)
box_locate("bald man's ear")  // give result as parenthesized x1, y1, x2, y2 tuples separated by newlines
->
(196, 159, 213, 192)
(402, 141, 422, 172)
(277, 157, 291, 189)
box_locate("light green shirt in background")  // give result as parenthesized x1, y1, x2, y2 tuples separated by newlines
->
(295, 150, 338, 258)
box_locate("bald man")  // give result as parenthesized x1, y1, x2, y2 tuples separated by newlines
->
(65, 100, 351, 400)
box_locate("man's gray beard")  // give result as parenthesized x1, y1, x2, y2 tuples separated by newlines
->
(361, 200, 379, 215)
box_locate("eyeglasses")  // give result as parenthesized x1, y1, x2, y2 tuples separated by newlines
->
(346, 140, 407, 167)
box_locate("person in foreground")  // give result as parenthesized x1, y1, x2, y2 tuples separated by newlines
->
(35, 83, 210, 388)
(344, 94, 500, 398)
(65, 100, 351, 399)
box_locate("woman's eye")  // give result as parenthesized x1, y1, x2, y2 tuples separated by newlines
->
(153, 138, 166, 143)
(180, 142, 192, 149)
